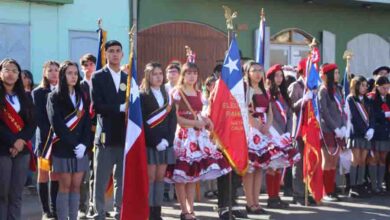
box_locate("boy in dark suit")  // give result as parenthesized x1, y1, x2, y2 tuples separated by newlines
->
(91, 40, 127, 220)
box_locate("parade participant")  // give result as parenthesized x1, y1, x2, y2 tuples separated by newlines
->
(21, 70, 34, 93)
(372, 66, 390, 78)
(0, 58, 36, 220)
(368, 76, 390, 193)
(92, 40, 127, 220)
(46, 61, 91, 220)
(318, 63, 347, 201)
(78, 53, 97, 218)
(242, 60, 275, 214)
(288, 58, 316, 205)
(346, 76, 375, 197)
(140, 62, 177, 220)
(164, 63, 180, 94)
(165, 62, 231, 220)
(266, 64, 298, 208)
(32, 61, 60, 219)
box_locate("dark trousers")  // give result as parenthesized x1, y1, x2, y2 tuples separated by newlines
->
(0, 154, 30, 220)
(217, 172, 241, 208)
(292, 138, 305, 199)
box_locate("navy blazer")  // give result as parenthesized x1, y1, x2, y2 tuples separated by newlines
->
(46, 90, 91, 158)
(140, 89, 177, 149)
(32, 86, 51, 153)
(372, 94, 390, 141)
(92, 67, 127, 147)
(347, 95, 374, 139)
(0, 95, 36, 156)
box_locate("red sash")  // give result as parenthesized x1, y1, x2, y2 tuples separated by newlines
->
(0, 99, 36, 171)
(146, 95, 172, 128)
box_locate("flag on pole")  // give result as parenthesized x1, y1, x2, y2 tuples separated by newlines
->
(96, 27, 107, 70)
(209, 36, 249, 175)
(255, 9, 266, 65)
(302, 46, 323, 203)
(121, 53, 149, 220)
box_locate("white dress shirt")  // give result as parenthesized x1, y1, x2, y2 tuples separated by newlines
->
(5, 94, 20, 113)
(69, 91, 77, 107)
(107, 65, 121, 92)
(151, 87, 164, 107)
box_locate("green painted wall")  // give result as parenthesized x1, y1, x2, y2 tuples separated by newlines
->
(139, 0, 390, 70)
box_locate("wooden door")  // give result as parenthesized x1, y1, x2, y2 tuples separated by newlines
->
(137, 22, 228, 82)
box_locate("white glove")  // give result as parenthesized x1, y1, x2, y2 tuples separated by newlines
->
(74, 144, 86, 159)
(119, 103, 126, 112)
(303, 91, 313, 103)
(340, 126, 347, 139)
(385, 111, 390, 118)
(365, 128, 374, 141)
(334, 127, 342, 139)
(156, 139, 168, 151)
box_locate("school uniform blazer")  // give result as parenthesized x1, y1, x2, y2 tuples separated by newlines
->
(287, 78, 305, 137)
(91, 67, 127, 147)
(0, 95, 36, 156)
(371, 94, 390, 141)
(346, 95, 375, 139)
(318, 85, 346, 133)
(140, 90, 177, 149)
(270, 96, 292, 135)
(32, 86, 51, 152)
(46, 90, 91, 158)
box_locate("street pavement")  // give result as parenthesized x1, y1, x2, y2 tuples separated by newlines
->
(22, 187, 390, 220)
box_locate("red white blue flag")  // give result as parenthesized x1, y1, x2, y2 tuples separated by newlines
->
(209, 37, 249, 175)
(121, 55, 149, 220)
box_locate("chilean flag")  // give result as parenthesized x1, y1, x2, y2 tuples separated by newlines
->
(121, 55, 149, 220)
(209, 37, 249, 175)
(255, 10, 266, 65)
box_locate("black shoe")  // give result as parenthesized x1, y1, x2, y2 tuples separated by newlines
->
(219, 210, 236, 220)
(246, 205, 267, 214)
(155, 206, 163, 220)
(232, 208, 248, 218)
(163, 192, 171, 202)
(267, 197, 285, 208)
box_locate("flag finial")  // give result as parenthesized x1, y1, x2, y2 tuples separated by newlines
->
(97, 18, 103, 29)
(222, 5, 237, 31)
(185, 45, 196, 63)
(343, 50, 353, 61)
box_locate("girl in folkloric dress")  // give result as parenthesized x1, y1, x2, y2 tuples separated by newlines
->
(165, 62, 231, 220)
(265, 64, 300, 208)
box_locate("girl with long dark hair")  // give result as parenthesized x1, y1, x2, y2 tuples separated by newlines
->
(0, 58, 36, 220)
(46, 61, 91, 220)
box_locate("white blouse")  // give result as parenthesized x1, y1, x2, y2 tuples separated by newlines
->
(151, 87, 164, 107)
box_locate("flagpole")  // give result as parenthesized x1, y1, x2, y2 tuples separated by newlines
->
(222, 5, 237, 220)
(125, 24, 136, 122)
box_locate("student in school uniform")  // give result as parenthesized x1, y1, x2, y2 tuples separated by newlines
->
(0, 58, 37, 220)
(46, 61, 91, 220)
(346, 76, 375, 197)
(368, 76, 390, 193)
(78, 53, 97, 218)
(318, 63, 347, 201)
(266, 64, 300, 208)
(140, 62, 177, 220)
(32, 61, 60, 219)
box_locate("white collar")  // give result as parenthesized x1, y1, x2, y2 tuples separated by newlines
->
(107, 65, 121, 75)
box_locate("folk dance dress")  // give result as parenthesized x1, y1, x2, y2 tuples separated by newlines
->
(165, 89, 231, 183)
(247, 92, 300, 172)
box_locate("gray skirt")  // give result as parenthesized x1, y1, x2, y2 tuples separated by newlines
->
(147, 147, 175, 165)
(375, 141, 390, 152)
(52, 155, 89, 173)
(347, 138, 372, 150)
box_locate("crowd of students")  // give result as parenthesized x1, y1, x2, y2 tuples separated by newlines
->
(0, 39, 389, 220)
